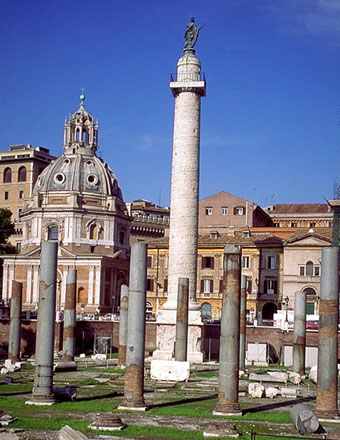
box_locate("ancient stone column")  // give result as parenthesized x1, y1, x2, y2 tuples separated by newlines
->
(175, 278, 189, 361)
(239, 274, 247, 371)
(154, 24, 206, 362)
(316, 247, 339, 418)
(119, 242, 147, 411)
(8, 281, 22, 363)
(118, 284, 129, 366)
(62, 269, 77, 365)
(293, 290, 306, 376)
(28, 240, 58, 405)
(214, 245, 242, 416)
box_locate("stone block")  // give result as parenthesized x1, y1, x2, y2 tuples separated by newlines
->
(249, 373, 285, 383)
(58, 425, 88, 440)
(248, 382, 264, 398)
(203, 421, 239, 438)
(267, 371, 288, 383)
(280, 387, 298, 398)
(150, 360, 190, 382)
(265, 386, 280, 399)
(288, 371, 302, 385)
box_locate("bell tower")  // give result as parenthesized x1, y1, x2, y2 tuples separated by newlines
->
(63, 92, 99, 155)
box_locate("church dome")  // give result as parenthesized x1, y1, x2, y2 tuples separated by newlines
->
(33, 153, 123, 199)
(32, 94, 124, 200)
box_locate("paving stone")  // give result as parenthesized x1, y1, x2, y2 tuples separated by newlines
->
(58, 425, 88, 440)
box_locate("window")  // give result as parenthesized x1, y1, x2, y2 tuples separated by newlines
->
(201, 303, 212, 321)
(163, 278, 168, 293)
(18, 166, 27, 182)
(19, 190, 24, 199)
(3, 167, 11, 183)
(242, 256, 250, 268)
(82, 130, 88, 143)
(4, 191, 8, 200)
(89, 223, 98, 240)
(300, 266, 305, 276)
(219, 279, 224, 293)
(221, 207, 228, 215)
(202, 256, 214, 269)
(306, 261, 314, 277)
(306, 302, 315, 315)
(264, 279, 277, 295)
(314, 266, 320, 276)
(245, 276, 252, 293)
(205, 207, 213, 216)
(234, 206, 245, 215)
(147, 256, 152, 268)
(291, 222, 297, 228)
(75, 128, 80, 141)
(266, 255, 276, 269)
(47, 224, 58, 241)
(201, 279, 213, 294)
(310, 222, 316, 228)
(147, 278, 154, 292)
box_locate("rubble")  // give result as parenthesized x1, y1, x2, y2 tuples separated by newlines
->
(248, 382, 264, 398)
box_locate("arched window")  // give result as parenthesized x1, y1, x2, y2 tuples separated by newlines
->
(3, 167, 12, 183)
(78, 287, 87, 305)
(306, 261, 314, 277)
(82, 129, 88, 143)
(47, 224, 58, 241)
(303, 287, 317, 315)
(18, 166, 27, 182)
(89, 223, 98, 240)
(75, 128, 80, 142)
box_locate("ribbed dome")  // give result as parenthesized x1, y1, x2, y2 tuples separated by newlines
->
(33, 153, 123, 199)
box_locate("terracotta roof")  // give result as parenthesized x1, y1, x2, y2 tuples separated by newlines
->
(267, 203, 330, 214)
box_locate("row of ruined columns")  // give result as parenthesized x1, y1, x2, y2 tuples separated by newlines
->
(6, 240, 340, 416)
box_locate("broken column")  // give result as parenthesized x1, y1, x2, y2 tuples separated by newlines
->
(119, 241, 147, 411)
(61, 269, 77, 369)
(175, 277, 189, 362)
(239, 274, 246, 371)
(293, 290, 306, 376)
(28, 240, 58, 405)
(315, 247, 339, 418)
(214, 245, 242, 416)
(118, 284, 129, 366)
(7, 281, 22, 363)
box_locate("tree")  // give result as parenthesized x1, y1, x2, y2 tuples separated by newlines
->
(0, 209, 15, 254)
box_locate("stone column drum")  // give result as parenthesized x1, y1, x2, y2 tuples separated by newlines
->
(239, 274, 247, 371)
(175, 277, 189, 362)
(62, 269, 77, 364)
(8, 281, 23, 363)
(118, 284, 129, 366)
(214, 245, 242, 416)
(119, 242, 147, 411)
(28, 240, 58, 405)
(316, 247, 339, 418)
(293, 290, 306, 376)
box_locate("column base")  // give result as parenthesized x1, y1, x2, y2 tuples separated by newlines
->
(89, 414, 126, 431)
(316, 410, 340, 421)
(213, 402, 242, 417)
(26, 398, 56, 406)
(117, 404, 147, 412)
(153, 319, 204, 363)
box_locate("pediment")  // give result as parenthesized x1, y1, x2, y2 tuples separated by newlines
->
(286, 234, 331, 247)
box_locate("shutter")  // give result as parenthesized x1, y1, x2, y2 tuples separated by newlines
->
(264, 279, 267, 294)
(201, 279, 204, 293)
(209, 279, 213, 293)
(211, 258, 215, 270)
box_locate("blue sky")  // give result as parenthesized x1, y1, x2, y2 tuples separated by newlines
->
(1, 0, 339, 206)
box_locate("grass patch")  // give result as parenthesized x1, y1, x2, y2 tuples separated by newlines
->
(193, 370, 217, 379)
(149, 398, 291, 423)
(0, 383, 32, 394)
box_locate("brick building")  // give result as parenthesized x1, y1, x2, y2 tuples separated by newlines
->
(0, 144, 55, 250)
(264, 203, 332, 229)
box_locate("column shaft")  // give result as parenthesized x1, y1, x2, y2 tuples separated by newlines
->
(316, 247, 339, 418)
(239, 275, 246, 371)
(214, 245, 241, 415)
(121, 242, 147, 409)
(63, 269, 77, 362)
(31, 240, 58, 404)
(8, 281, 22, 363)
(293, 291, 306, 376)
(118, 284, 129, 366)
(175, 278, 189, 361)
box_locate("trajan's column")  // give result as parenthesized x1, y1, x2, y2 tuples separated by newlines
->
(154, 18, 206, 362)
